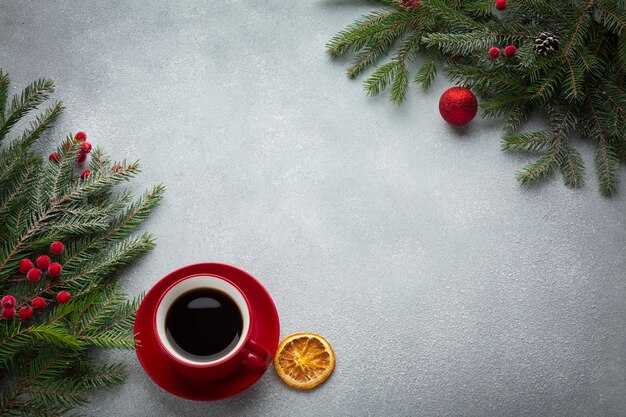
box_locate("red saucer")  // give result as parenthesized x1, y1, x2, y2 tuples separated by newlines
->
(134, 263, 280, 401)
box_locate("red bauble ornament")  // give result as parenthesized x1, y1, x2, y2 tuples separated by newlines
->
(19, 258, 34, 273)
(75, 131, 87, 141)
(48, 262, 62, 277)
(495, 0, 506, 10)
(504, 45, 517, 57)
(19, 305, 33, 321)
(439, 87, 478, 125)
(80, 169, 91, 180)
(1, 295, 16, 309)
(80, 142, 92, 154)
(26, 268, 42, 282)
(50, 241, 65, 255)
(489, 47, 501, 59)
(57, 291, 71, 304)
(49, 152, 60, 163)
(2, 308, 15, 320)
(32, 297, 47, 311)
(36, 255, 51, 270)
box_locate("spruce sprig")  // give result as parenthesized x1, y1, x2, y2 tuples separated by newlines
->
(327, 0, 626, 195)
(0, 71, 164, 416)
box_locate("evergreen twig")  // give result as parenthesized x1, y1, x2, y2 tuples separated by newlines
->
(0, 72, 163, 416)
(327, 0, 626, 195)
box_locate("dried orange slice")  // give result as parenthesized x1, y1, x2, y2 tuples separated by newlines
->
(274, 333, 335, 390)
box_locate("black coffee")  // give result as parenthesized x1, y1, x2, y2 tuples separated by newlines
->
(165, 288, 243, 361)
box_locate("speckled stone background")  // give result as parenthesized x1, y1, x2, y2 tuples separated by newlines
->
(2, 1, 626, 416)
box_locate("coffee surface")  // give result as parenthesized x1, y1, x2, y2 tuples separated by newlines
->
(165, 288, 243, 361)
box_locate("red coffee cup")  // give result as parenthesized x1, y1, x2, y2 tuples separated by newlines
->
(153, 274, 271, 381)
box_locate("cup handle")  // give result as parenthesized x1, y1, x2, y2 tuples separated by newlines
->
(242, 339, 272, 372)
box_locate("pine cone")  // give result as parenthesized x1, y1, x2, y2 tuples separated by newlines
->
(534, 32, 560, 57)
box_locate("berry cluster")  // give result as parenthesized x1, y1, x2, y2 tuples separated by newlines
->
(488, 0, 514, 60)
(1, 241, 72, 321)
(48, 131, 93, 165)
(488, 45, 517, 59)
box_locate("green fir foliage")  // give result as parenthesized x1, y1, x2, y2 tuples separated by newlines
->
(327, 0, 626, 195)
(0, 71, 164, 416)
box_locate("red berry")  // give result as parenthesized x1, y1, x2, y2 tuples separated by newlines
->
(32, 297, 47, 311)
(504, 45, 517, 57)
(75, 131, 87, 142)
(50, 241, 65, 255)
(1, 295, 16, 309)
(48, 262, 62, 277)
(57, 291, 71, 304)
(19, 258, 34, 273)
(19, 306, 33, 321)
(80, 141, 92, 154)
(76, 152, 88, 163)
(36, 255, 51, 270)
(80, 169, 91, 180)
(489, 47, 501, 59)
(26, 268, 42, 282)
(2, 308, 15, 320)
(112, 164, 123, 172)
(49, 152, 60, 163)
(495, 0, 506, 10)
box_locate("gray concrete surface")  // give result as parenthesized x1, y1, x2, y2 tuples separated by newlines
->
(2, 1, 626, 416)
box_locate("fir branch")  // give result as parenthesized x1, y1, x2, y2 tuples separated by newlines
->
(0, 324, 82, 373)
(414, 48, 438, 89)
(326, 8, 405, 58)
(0, 72, 163, 416)
(347, 23, 411, 78)
(61, 161, 141, 204)
(515, 144, 559, 185)
(364, 62, 400, 97)
(556, 140, 585, 187)
(511, 0, 570, 25)
(595, 0, 626, 35)
(588, 92, 620, 195)
(76, 333, 135, 349)
(9, 401, 65, 417)
(501, 131, 551, 152)
(69, 362, 126, 390)
(527, 64, 564, 104)
(327, 0, 626, 194)
(0, 163, 35, 219)
(0, 78, 55, 143)
(390, 64, 409, 104)
(73, 287, 123, 336)
(18, 101, 64, 150)
(562, 56, 584, 100)
(421, 0, 483, 31)
(23, 325, 83, 350)
(0, 71, 8, 116)
(57, 233, 156, 295)
(562, 1, 594, 57)
(62, 185, 165, 271)
(595, 135, 619, 195)
(424, 32, 497, 55)
(26, 381, 88, 410)
(481, 93, 532, 118)
(504, 104, 532, 134)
